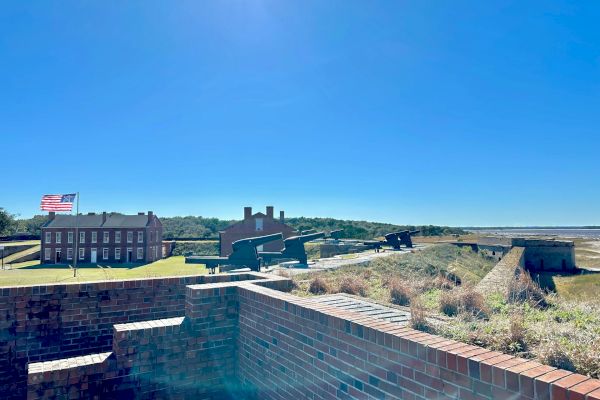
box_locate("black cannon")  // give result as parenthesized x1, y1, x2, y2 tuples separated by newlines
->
(362, 231, 414, 252)
(398, 230, 420, 248)
(259, 231, 326, 265)
(301, 229, 317, 235)
(329, 229, 344, 240)
(185, 232, 283, 273)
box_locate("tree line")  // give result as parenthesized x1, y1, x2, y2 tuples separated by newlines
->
(1, 209, 465, 240)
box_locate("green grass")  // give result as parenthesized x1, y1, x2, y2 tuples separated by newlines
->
(0, 240, 40, 247)
(0, 256, 207, 287)
(551, 273, 600, 300)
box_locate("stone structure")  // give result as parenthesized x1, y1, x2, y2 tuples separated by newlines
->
(477, 236, 576, 272)
(476, 247, 525, 296)
(41, 211, 162, 265)
(1, 272, 599, 399)
(219, 206, 297, 256)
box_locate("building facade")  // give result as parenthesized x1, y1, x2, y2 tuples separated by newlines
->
(41, 211, 163, 265)
(219, 206, 297, 256)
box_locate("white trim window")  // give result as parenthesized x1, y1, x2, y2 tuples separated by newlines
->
(44, 248, 51, 260)
(67, 248, 73, 260)
(102, 248, 109, 260)
(80, 231, 85, 244)
(137, 231, 143, 243)
(255, 218, 264, 231)
(137, 248, 143, 260)
(150, 231, 153, 242)
(68, 232, 73, 244)
(91, 231, 97, 243)
(56, 232, 62, 244)
(115, 248, 121, 260)
(79, 247, 85, 260)
(103, 232, 110, 243)
(115, 231, 121, 244)
(45, 232, 52, 244)
(127, 231, 133, 243)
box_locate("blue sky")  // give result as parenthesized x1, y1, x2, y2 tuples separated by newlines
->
(1, 1, 599, 226)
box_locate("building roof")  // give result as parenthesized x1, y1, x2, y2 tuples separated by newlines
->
(43, 213, 157, 229)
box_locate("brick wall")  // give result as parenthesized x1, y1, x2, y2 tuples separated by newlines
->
(236, 283, 600, 400)
(0, 274, 250, 400)
(14, 272, 600, 400)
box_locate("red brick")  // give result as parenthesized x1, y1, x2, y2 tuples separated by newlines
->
(568, 379, 600, 400)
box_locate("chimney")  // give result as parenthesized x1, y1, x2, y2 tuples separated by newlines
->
(148, 211, 153, 223)
(244, 207, 252, 220)
(87, 212, 95, 215)
(266, 206, 274, 219)
(48, 212, 56, 221)
(138, 212, 145, 215)
(102, 212, 107, 223)
(280, 210, 285, 223)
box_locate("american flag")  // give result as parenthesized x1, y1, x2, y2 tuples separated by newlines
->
(40, 194, 77, 212)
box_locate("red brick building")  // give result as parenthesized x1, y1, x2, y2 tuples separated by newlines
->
(41, 211, 162, 264)
(219, 206, 297, 256)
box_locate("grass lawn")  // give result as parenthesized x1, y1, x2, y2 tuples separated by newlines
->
(0, 256, 207, 287)
(0, 240, 40, 247)
(549, 272, 600, 300)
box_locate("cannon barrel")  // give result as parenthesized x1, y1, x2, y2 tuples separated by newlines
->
(409, 230, 420, 235)
(232, 232, 283, 251)
(301, 229, 317, 235)
(329, 229, 344, 239)
(285, 231, 325, 244)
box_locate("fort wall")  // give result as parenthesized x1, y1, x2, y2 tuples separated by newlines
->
(14, 271, 600, 400)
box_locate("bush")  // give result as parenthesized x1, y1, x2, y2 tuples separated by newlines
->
(537, 340, 576, 372)
(508, 270, 547, 308)
(388, 278, 412, 306)
(338, 276, 367, 296)
(309, 276, 330, 295)
(410, 298, 429, 331)
(440, 288, 488, 318)
(171, 241, 219, 257)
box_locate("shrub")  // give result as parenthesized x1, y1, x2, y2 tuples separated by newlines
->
(440, 288, 488, 318)
(508, 270, 547, 308)
(309, 276, 330, 295)
(537, 340, 576, 372)
(388, 278, 412, 306)
(339, 276, 367, 296)
(410, 298, 429, 331)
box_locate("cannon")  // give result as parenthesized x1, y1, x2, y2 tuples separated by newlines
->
(259, 231, 326, 265)
(301, 229, 317, 235)
(329, 229, 344, 240)
(398, 230, 420, 248)
(185, 232, 283, 273)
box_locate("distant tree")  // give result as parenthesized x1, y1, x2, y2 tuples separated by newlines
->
(0, 208, 15, 235)
(15, 214, 49, 236)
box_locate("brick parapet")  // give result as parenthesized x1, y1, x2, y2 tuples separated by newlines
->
(17, 272, 600, 400)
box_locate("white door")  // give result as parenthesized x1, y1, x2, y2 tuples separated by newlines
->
(91, 249, 97, 263)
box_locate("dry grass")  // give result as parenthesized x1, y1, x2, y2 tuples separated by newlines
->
(308, 276, 330, 295)
(409, 297, 429, 331)
(388, 278, 412, 306)
(440, 287, 488, 319)
(338, 276, 367, 296)
(508, 270, 547, 308)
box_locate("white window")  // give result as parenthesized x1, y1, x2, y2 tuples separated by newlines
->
(150, 231, 153, 242)
(115, 248, 121, 260)
(44, 248, 51, 260)
(137, 248, 143, 260)
(68, 232, 73, 244)
(103, 231, 109, 243)
(67, 248, 73, 260)
(80, 231, 85, 244)
(45, 232, 52, 244)
(115, 231, 121, 243)
(127, 231, 133, 243)
(56, 232, 61, 244)
(91, 231, 97, 243)
(79, 248, 85, 260)
(137, 231, 143, 243)
(255, 218, 263, 231)
(102, 248, 109, 260)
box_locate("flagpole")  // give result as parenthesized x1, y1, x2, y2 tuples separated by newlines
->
(73, 192, 79, 277)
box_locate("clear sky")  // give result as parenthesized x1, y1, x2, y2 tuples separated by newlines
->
(1, 1, 599, 226)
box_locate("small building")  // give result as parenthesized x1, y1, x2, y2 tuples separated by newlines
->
(219, 206, 297, 256)
(41, 211, 163, 265)
(477, 236, 576, 272)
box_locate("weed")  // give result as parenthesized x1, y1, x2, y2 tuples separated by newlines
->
(309, 276, 330, 295)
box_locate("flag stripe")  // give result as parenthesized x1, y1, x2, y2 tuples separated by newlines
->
(40, 193, 76, 212)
